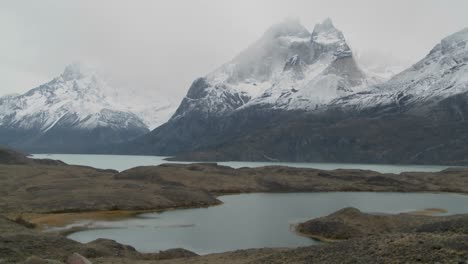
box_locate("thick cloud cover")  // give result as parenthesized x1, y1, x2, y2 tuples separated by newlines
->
(1, 0, 467, 102)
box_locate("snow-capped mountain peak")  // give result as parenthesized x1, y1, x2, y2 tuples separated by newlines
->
(0, 63, 177, 134)
(333, 27, 468, 111)
(263, 18, 310, 39)
(440, 27, 468, 54)
(311, 18, 352, 60)
(170, 18, 379, 119)
(311, 18, 343, 44)
(61, 62, 96, 81)
(242, 18, 372, 110)
(1, 65, 136, 132)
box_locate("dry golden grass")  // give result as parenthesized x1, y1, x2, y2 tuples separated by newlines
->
(9, 210, 152, 228)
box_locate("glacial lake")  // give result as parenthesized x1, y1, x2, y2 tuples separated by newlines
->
(67, 192, 468, 254)
(31, 153, 462, 173)
(33, 154, 468, 254)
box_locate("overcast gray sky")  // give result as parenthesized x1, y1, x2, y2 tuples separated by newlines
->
(1, 0, 468, 100)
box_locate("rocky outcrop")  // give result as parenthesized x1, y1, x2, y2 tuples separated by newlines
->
(296, 207, 466, 240)
(0, 146, 65, 166)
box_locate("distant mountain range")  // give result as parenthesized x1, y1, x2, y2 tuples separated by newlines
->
(0, 63, 176, 153)
(2, 18, 468, 165)
(120, 19, 468, 165)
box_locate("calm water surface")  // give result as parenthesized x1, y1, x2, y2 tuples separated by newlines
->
(31, 153, 461, 173)
(35, 154, 467, 254)
(67, 192, 468, 254)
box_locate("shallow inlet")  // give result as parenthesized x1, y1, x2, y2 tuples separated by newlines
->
(67, 192, 468, 254)
(31, 153, 463, 173)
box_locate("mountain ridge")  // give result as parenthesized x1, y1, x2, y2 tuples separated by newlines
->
(0, 63, 175, 153)
(119, 23, 468, 165)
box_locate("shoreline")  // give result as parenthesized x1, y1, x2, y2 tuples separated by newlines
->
(24, 191, 462, 231)
(292, 223, 341, 243)
(31, 153, 468, 173)
(294, 206, 451, 240)
(13, 201, 225, 231)
(28, 191, 457, 235)
(2, 156, 468, 263)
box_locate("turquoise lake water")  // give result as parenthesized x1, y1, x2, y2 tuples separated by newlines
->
(32, 153, 460, 173)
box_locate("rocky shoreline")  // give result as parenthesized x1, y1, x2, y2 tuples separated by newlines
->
(2, 147, 468, 263)
(296, 207, 468, 241)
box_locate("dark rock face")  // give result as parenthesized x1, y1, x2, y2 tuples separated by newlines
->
(27, 125, 147, 154)
(185, 78, 211, 100)
(325, 56, 366, 87)
(123, 93, 468, 165)
(0, 113, 148, 154)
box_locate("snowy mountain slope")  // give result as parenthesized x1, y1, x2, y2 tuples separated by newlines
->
(354, 50, 412, 80)
(243, 18, 383, 110)
(0, 63, 178, 152)
(333, 27, 468, 112)
(0, 64, 141, 132)
(171, 18, 378, 121)
(106, 86, 177, 130)
(0, 63, 177, 131)
(171, 19, 311, 119)
(130, 104, 176, 130)
(0, 63, 146, 132)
